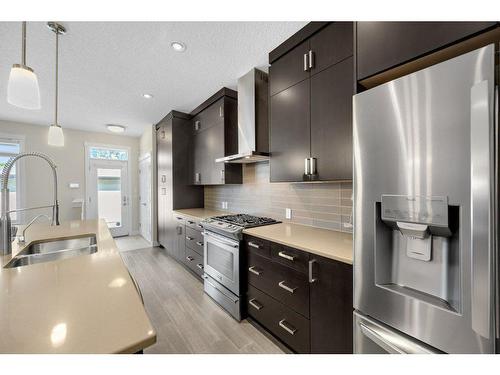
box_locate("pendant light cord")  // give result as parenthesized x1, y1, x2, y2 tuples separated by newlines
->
(21, 21, 26, 66)
(54, 30, 59, 126)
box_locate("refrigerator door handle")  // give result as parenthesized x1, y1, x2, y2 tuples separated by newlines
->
(470, 79, 493, 339)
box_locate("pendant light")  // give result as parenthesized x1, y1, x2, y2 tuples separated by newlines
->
(7, 22, 41, 109)
(47, 22, 66, 147)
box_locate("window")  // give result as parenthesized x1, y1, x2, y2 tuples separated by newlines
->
(89, 147, 128, 161)
(0, 138, 23, 221)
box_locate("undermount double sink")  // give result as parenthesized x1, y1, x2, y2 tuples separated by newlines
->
(3, 235, 98, 269)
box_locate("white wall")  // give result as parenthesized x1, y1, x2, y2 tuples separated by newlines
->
(0, 120, 141, 233)
(139, 124, 157, 244)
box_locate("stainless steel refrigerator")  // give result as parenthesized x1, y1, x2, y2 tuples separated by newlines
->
(353, 44, 498, 354)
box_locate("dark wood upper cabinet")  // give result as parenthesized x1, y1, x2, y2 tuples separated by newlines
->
(269, 79, 310, 182)
(310, 254, 353, 354)
(191, 89, 242, 185)
(269, 22, 355, 182)
(357, 22, 498, 81)
(309, 22, 353, 74)
(311, 57, 353, 181)
(269, 40, 310, 97)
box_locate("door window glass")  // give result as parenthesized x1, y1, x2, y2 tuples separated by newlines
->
(97, 168, 122, 228)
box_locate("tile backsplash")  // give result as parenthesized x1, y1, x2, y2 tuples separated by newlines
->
(204, 163, 353, 233)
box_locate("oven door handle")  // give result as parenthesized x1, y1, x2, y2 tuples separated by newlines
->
(204, 231, 239, 248)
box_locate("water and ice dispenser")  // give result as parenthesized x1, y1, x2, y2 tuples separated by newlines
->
(375, 195, 460, 312)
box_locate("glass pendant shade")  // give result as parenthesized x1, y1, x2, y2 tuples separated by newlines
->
(7, 64, 41, 110)
(48, 125, 64, 147)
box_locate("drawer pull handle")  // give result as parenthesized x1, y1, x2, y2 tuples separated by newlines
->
(185, 236, 194, 241)
(187, 220, 195, 225)
(248, 266, 262, 276)
(278, 251, 296, 261)
(196, 241, 204, 246)
(197, 224, 203, 229)
(278, 319, 297, 336)
(248, 241, 260, 249)
(176, 217, 183, 221)
(278, 280, 297, 294)
(196, 263, 204, 270)
(186, 256, 195, 262)
(249, 298, 263, 311)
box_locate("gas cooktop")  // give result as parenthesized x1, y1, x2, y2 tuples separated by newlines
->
(201, 214, 280, 239)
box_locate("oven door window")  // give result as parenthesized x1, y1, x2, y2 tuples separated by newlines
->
(206, 241, 235, 281)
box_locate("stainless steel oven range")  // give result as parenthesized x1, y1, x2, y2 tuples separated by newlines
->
(201, 214, 280, 320)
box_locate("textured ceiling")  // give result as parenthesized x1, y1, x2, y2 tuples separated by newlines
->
(0, 21, 306, 137)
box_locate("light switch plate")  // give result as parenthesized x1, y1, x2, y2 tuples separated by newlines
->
(285, 208, 292, 219)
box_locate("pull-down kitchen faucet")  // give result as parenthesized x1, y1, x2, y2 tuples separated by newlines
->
(0, 152, 60, 256)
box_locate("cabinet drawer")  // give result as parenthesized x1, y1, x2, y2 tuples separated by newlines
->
(244, 235, 271, 259)
(185, 217, 204, 231)
(247, 251, 310, 318)
(185, 226, 204, 256)
(184, 247, 204, 278)
(247, 285, 310, 353)
(270, 243, 309, 274)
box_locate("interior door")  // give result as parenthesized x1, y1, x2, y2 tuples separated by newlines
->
(88, 159, 130, 237)
(139, 156, 151, 242)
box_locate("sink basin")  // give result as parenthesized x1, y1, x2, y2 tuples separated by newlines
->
(4, 235, 98, 269)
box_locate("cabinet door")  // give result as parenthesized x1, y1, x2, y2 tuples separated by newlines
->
(206, 122, 225, 185)
(310, 57, 353, 180)
(269, 40, 310, 96)
(270, 79, 310, 182)
(310, 256, 353, 353)
(357, 22, 497, 80)
(192, 130, 210, 184)
(310, 22, 353, 74)
(173, 216, 186, 262)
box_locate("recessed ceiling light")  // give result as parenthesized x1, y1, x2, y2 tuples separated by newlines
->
(106, 124, 126, 133)
(171, 41, 186, 52)
(142, 93, 153, 99)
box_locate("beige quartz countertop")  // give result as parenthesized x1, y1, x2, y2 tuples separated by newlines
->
(0, 219, 156, 353)
(173, 208, 229, 220)
(243, 222, 353, 265)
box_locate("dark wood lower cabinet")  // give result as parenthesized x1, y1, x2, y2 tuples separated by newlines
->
(244, 234, 353, 354)
(310, 254, 353, 354)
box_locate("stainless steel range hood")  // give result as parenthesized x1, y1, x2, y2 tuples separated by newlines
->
(216, 68, 269, 164)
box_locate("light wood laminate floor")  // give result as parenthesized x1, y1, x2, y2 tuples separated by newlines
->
(121, 247, 284, 354)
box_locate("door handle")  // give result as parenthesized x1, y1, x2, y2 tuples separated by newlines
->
(122, 196, 127, 206)
(278, 251, 295, 261)
(470, 79, 493, 339)
(308, 50, 314, 69)
(278, 280, 297, 294)
(219, 105, 223, 117)
(308, 259, 317, 283)
(161, 175, 166, 183)
(303, 53, 308, 71)
(194, 120, 201, 131)
(278, 319, 297, 336)
(249, 298, 263, 311)
(195, 172, 201, 184)
(248, 266, 262, 276)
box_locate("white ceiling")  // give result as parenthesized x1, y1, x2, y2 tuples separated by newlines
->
(0, 21, 306, 137)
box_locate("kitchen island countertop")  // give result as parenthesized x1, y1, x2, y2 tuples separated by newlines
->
(0, 219, 156, 353)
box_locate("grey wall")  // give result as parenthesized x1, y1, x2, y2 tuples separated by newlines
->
(205, 163, 353, 233)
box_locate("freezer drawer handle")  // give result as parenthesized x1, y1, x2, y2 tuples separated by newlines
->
(186, 256, 195, 262)
(278, 319, 297, 336)
(359, 322, 406, 354)
(248, 298, 263, 311)
(248, 266, 262, 276)
(278, 251, 295, 261)
(278, 280, 297, 294)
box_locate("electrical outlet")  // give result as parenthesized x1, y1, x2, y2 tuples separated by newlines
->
(222, 201, 228, 209)
(285, 208, 292, 219)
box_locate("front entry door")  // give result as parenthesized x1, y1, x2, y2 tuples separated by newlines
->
(88, 159, 130, 237)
